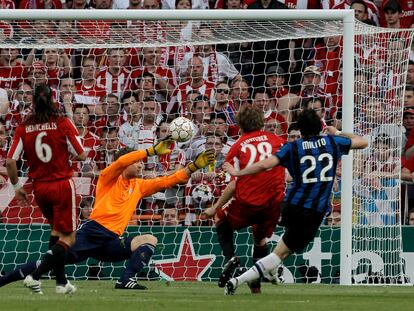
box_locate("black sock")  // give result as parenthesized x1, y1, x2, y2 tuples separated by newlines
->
(32, 241, 69, 281)
(49, 236, 59, 249)
(118, 243, 155, 284)
(216, 220, 235, 262)
(253, 244, 269, 264)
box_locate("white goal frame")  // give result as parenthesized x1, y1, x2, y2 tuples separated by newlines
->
(0, 9, 356, 285)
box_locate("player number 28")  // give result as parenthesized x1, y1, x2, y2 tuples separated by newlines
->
(300, 153, 333, 183)
(35, 132, 53, 163)
(241, 142, 273, 167)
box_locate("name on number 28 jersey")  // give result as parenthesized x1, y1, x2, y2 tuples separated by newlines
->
(226, 130, 285, 206)
(7, 116, 84, 182)
(276, 135, 351, 213)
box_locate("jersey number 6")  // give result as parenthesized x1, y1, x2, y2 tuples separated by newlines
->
(35, 131, 53, 163)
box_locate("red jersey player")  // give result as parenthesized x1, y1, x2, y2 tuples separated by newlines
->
(204, 105, 285, 294)
(6, 84, 86, 295)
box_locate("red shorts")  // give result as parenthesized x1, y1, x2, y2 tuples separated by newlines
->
(216, 194, 282, 241)
(33, 178, 77, 233)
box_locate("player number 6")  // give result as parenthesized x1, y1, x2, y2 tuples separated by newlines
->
(35, 131, 53, 163)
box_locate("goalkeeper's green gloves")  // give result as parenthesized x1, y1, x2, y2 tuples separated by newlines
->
(188, 150, 216, 173)
(146, 136, 173, 156)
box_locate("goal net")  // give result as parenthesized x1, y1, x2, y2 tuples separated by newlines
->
(0, 10, 412, 285)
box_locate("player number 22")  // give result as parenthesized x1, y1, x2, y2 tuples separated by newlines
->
(35, 132, 53, 163)
(241, 142, 273, 167)
(301, 153, 333, 183)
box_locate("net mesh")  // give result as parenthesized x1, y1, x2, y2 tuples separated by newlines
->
(0, 17, 412, 284)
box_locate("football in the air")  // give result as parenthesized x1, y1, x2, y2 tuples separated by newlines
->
(169, 117, 194, 142)
(192, 184, 214, 204)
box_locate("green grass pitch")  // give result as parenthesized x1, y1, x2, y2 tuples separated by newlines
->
(1, 281, 413, 311)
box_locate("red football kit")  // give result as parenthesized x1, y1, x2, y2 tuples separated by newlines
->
(7, 116, 85, 233)
(219, 130, 286, 239)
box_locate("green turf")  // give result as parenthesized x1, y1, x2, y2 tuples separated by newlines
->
(1, 281, 413, 311)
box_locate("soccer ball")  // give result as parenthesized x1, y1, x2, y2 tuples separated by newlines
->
(192, 184, 214, 204)
(169, 117, 194, 143)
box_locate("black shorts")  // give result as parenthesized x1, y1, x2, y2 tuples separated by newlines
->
(67, 220, 133, 264)
(279, 203, 325, 253)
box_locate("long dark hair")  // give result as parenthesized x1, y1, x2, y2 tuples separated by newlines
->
(24, 84, 60, 125)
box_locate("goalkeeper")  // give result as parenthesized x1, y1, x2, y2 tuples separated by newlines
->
(0, 139, 215, 291)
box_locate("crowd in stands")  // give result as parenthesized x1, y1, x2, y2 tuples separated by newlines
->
(0, 0, 414, 226)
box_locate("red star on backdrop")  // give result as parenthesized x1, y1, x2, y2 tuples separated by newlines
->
(154, 229, 216, 281)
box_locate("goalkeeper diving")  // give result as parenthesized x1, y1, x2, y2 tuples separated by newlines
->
(0, 138, 215, 291)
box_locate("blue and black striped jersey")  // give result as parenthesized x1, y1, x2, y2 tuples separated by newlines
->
(275, 135, 351, 213)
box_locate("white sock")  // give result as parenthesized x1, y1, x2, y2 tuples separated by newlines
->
(236, 253, 282, 285)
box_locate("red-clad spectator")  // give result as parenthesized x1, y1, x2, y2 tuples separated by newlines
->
(74, 0, 111, 40)
(405, 85, 414, 109)
(380, 0, 414, 29)
(312, 36, 342, 97)
(26, 48, 71, 89)
(118, 92, 142, 149)
(251, 87, 288, 138)
(0, 48, 26, 91)
(56, 76, 76, 115)
(186, 94, 212, 138)
(0, 122, 8, 186)
(128, 47, 176, 102)
(278, 0, 320, 9)
(4, 83, 33, 133)
(403, 108, 414, 160)
(124, 47, 142, 70)
(402, 155, 414, 182)
(215, 0, 251, 9)
(300, 65, 331, 108)
(213, 81, 239, 137)
(179, 27, 240, 84)
(72, 104, 101, 178)
(231, 78, 250, 111)
(91, 94, 125, 137)
(0, 0, 15, 8)
(168, 56, 215, 116)
(96, 48, 130, 98)
(407, 61, 414, 86)
(328, 0, 380, 25)
(162, 0, 209, 9)
(0, 21, 13, 40)
(406, 125, 414, 160)
(74, 56, 106, 107)
(380, 0, 404, 29)
(19, 0, 62, 8)
(44, 48, 71, 89)
(27, 61, 49, 88)
(97, 127, 124, 169)
(265, 66, 289, 99)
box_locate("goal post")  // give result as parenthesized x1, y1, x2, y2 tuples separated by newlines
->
(0, 9, 411, 286)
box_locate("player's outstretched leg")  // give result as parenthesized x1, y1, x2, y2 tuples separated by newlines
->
(0, 261, 38, 288)
(227, 253, 282, 295)
(23, 275, 43, 295)
(248, 244, 268, 294)
(115, 242, 155, 290)
(218, 256, 240, 288)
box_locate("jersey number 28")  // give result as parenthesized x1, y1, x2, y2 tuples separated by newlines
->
(241, 142, 273, 167)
